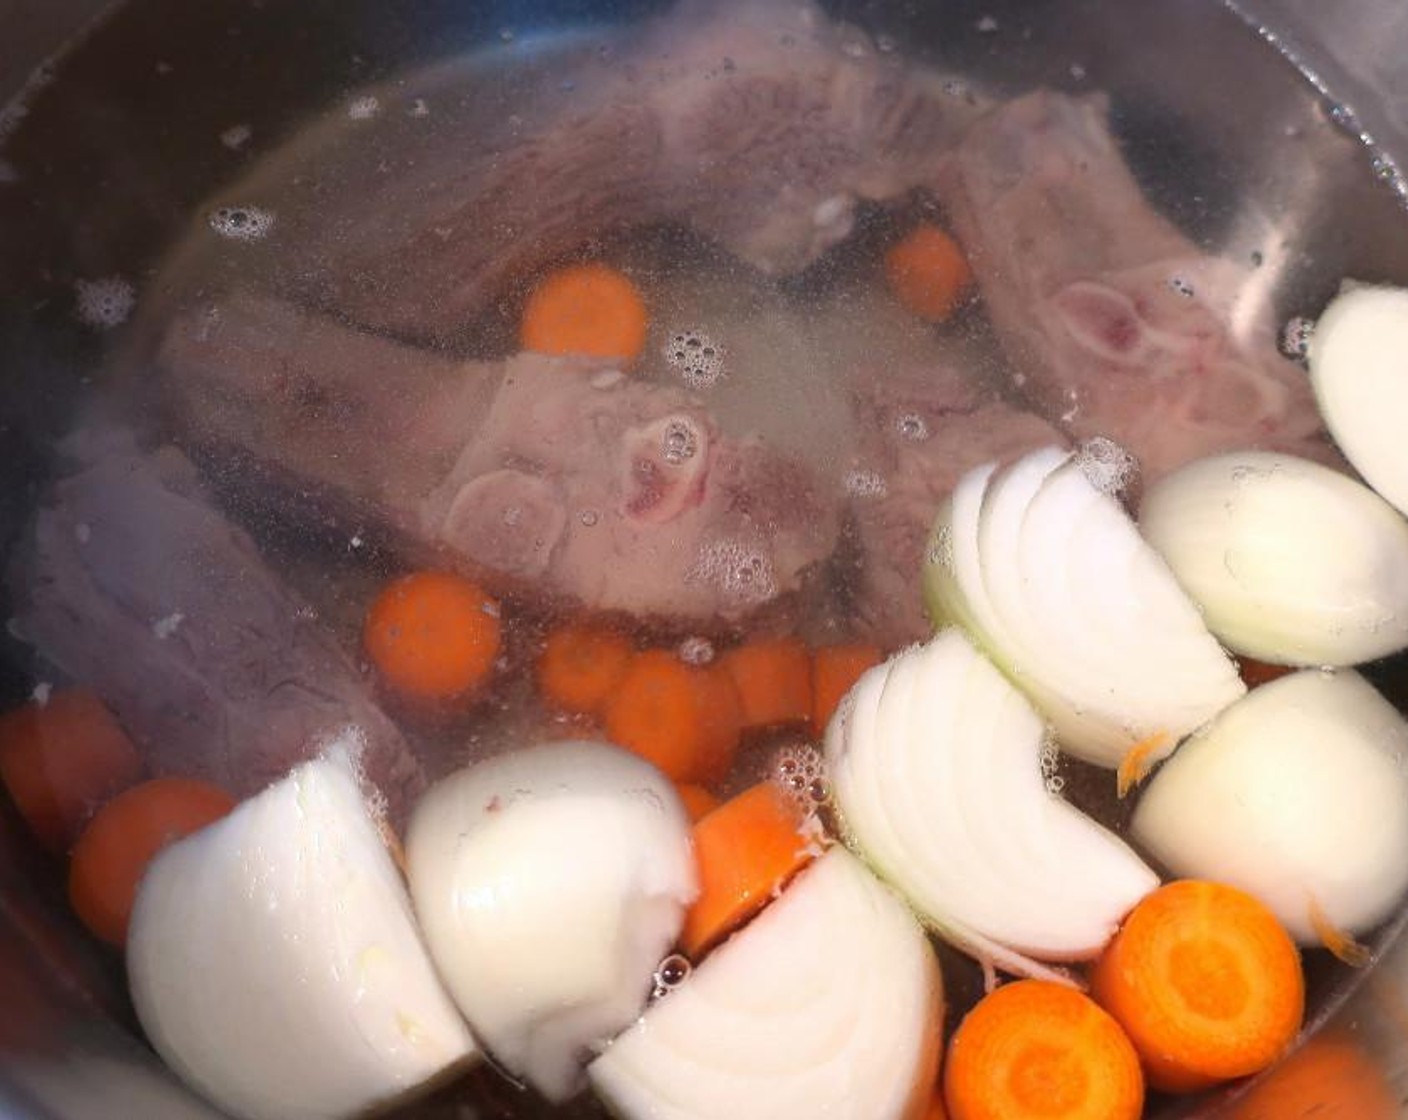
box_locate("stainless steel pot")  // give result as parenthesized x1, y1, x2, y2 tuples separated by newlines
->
(3, 2, 1408, 1117)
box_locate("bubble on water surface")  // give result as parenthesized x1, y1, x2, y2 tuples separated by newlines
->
(651, 953, 691, 998)
(407, 98, 430, 119)
(664, 329, 725, 388)
(975, 15, 999, 32)
(926, 523, 954, 573)
(688, 539, 777, 606)
(74, 276, 136, 329)
(844, 468, 886, 499)
(1167, 275, 1195, 298)
(661, 419, 698, 464)
(677, 636, 714, 665)
(220, 123, 252, 150)
(209, 205, 275, 241)
(1280, 316, 1315, 359)
(772, 743, 829, 810)
(347, 96, 380, 121)
(895, 412, 929, 442)
(1075, 436, 1137, 497)
(578, 508, 599, 527)
(31, 682, 51, 707)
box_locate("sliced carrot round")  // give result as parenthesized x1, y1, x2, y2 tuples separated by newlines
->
(1228, 1032, 1396, 1120)
(603, 650, 741, 785)
(679, 780, 815, 958)
(363, 571, 502, 703)
(0, 689, 143, 851)
(944, 979, 1144, 1120)
(811, 643, 882, 735)
(68, 777, 236, 946)
(719, 637, 813, 733)
(883, 223, 973, 322)
(520, 262, 649, 365)
(1091, 879, 1304, 1093)
(536, 621, 635, 717)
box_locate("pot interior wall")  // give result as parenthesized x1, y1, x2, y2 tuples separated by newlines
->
(3, 2, 1408, 1118)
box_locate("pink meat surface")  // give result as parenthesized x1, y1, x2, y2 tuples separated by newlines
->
(159, 294, 840, 623)
(256, 0, 990, 343)
(937, 90, 1331, 479)
(846, 361, 1064, 649)
(9, 430, 425, 820)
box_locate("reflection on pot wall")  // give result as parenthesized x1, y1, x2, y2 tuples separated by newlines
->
(4, 2, 1408, 1119)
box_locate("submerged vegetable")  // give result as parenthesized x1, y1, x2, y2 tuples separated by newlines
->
(923, 444, 1244, 770)
(588, 847, 943, 1120)
(943, 979, 1144, 1120)
(1140, 451, 1408, 666)
(70, 776, 235, 946)
(825, 628, 1158, 974)
(1091, 880, 1303, 1093)
(1132, 669, 1408, 947)
(520, 262, 649, 366)
(127, 742, 476, 1120)
(1307, 284, 1408, 517)
(404, 740, 696, 1103)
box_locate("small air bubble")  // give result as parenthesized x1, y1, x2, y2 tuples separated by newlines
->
(1167, 275, 1195, 298)
(895, 412, 929, 442)
(347, 95, 380, 120)
(876, 33, 897, 53)
(677, 636, 714, 666)
(1280, 316, 1315, 360)
(943, 79, 969, 98)
(74, 277, 136, 329)
(661, 419, 698, 465)
(975, 15, 999, 32)
(578, 509, 599, 527)
(407, 98, 430, 118)
(844, 468, 886, 498)
(664, 329, 725, 388)
(927, 524, 954, 572)
(152, 611, 185, 640)
(498, 27, 515, 42)
(652, 953, 691, 998)
(209, 205, 275, 241)
(1045, 774, 1066, 796)
(1069, 62, 1087, 81)
(31, 681, 51, 707)
(1075, 436, 1137, 497)
(220, 123, 252, 150)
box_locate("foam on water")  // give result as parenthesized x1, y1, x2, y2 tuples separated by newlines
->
(1074, 436, 1138, 497)
(74, 276, 136, 329)
(208, 205, 275, 241)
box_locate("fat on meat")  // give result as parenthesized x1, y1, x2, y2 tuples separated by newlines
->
(158, 294, 840, 623)
(937, 90, 1331, 478)
(8, 428, 426, 820)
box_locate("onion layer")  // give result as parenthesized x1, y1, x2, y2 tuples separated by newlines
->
(587, 847, 942, 1120)
(1132, 669, 1408, 944)
(127, 741, 477, 1120)
(405, 740, 696, 1103)
(923, 444, 1245, 769)
(1308, 284, 1408, 517)
(1140, 450, 1408, 666)
(826, 628, 1158, 971)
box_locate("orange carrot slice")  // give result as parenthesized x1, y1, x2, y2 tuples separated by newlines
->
(675, 783, 721, 823)
(520, 262, 649, 365)
(536, 620, 635, 717)
(719, 637, 813, 733)
(811, 643, 882, 735)
(679, 780, 815, 958)
(1116, 730, 1169, 799)
(363, 571, 502, 703)
(0, 690, 143, 851)
(921, 1092, 950, 1120)
(884, 224, 974, 323)
(68, 777, 236, 946)
(1228, 1032, 1396, 1120)
(944, 979, 1144, 1120)
(1091, 880, 1304, 1094)
(603, 650, 741, 784)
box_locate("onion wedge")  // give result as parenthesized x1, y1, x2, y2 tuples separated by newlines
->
(924, 443, 1245, 768)
(1132, 668, 1408, 945)
(127, 740, 477, 1120)
(1140, 451, 1408, 666)
(587, 848, 942, 1120)
(1308, 284, 1408, 517)
(405, 740, 696, 1103)
(826, 628, 1158, 970)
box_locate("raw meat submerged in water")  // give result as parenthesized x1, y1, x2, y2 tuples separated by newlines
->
(8, 430, 425, 819)
(937, 90, 1331, 478)
(159, 295, 840, 622)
